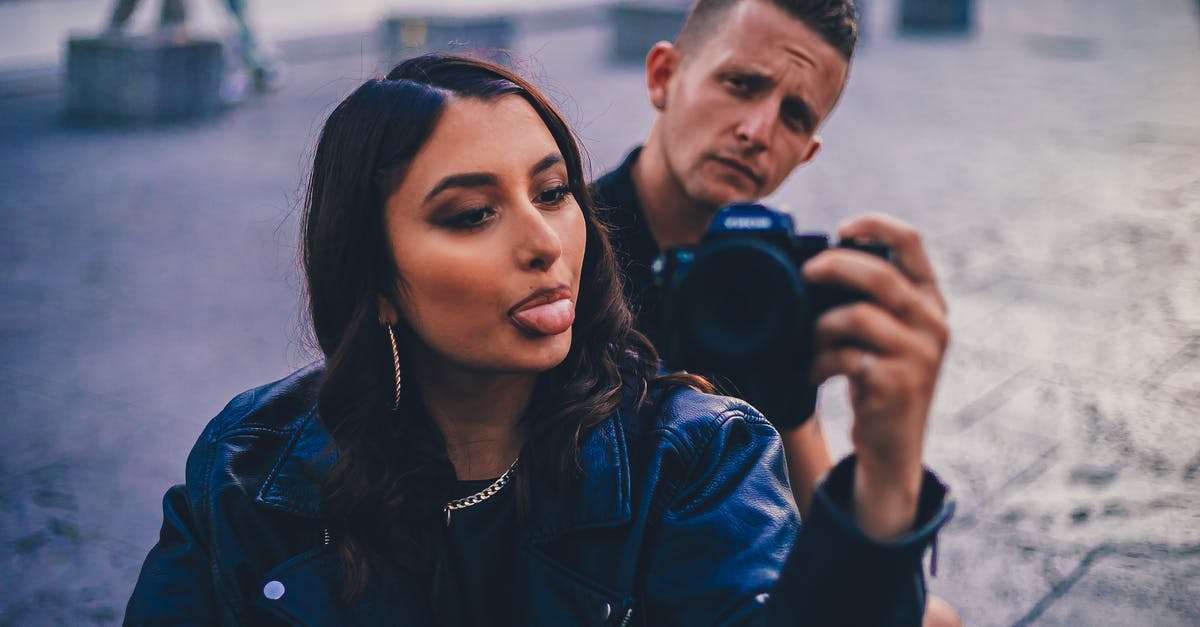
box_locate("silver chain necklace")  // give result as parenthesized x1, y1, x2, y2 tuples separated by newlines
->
(444, 457, 519, 527)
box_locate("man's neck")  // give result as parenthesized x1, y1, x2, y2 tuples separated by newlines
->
(630, 140, 717, 251)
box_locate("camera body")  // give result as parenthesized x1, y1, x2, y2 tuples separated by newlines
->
(652, 202, 892, 424)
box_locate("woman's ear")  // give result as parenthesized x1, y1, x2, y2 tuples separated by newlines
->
(645, 41, 680, 113)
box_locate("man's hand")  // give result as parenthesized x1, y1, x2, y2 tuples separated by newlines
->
(924, 595, 964, 627)
(802, 214, 949, 540)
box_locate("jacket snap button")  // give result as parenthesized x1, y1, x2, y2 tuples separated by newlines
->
(263, 580, 285, 600)
(600, 602, 612, 621)
(755, 592, 770, 604)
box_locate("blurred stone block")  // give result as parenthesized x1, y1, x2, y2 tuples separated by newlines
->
(380, 15, 515, 66)
(898, 0, 973, 33)
(65, 34, 224, 123)
(609, 1, 689, 65)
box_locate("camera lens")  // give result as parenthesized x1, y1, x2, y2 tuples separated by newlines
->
(676, 239, 803, 363)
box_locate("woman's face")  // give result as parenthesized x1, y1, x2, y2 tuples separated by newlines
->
(381, 95, 586, 376)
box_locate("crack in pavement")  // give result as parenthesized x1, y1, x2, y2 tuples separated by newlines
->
(1011, 542, 1200, 626)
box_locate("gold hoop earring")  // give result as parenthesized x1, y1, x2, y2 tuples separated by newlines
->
(386, 324, 402, 411)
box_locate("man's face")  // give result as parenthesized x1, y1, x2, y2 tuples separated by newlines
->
(652, 0, 849, 211)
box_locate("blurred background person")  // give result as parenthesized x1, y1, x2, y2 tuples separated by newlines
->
(104, 0, 284, 93)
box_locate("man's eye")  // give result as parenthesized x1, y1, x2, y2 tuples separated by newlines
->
(782, 102, 814, 133)
(446, 207, 494, 230)
(725, 76, 750, 92)
(537, 185, 571, 205)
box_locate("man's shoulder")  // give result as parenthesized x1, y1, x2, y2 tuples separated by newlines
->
(590, 146, 642, 211)
(590, 164, 625, 206)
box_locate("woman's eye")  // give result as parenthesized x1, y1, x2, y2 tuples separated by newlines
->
(536, 185, 571, 205)
(446, 207, 495, 230)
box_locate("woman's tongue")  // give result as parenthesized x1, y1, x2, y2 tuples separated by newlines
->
(512, 299, 575, 336)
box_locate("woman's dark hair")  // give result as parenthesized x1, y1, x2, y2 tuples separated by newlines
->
(300, 54, 705, 596)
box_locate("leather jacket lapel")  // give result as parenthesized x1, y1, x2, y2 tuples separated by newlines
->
(527, 410, 632, 541)
(522, 547, 636, 626)
(521, 410, 639, 625)
(255, 407, 334, 519)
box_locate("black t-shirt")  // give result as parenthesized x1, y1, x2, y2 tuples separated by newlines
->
(431, 478, 521, 627)
(591, 147, 667, 350)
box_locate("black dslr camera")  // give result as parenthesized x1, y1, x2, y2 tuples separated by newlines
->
(652, 203, 892, 427)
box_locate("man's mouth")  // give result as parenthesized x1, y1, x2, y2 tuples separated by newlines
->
(710, 156, 763, 187)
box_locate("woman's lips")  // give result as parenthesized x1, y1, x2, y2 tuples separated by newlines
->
(510, 298, 575, 336)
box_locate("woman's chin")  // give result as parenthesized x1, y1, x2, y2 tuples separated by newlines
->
(458, 333, 574, 374)
(512, 331, 574, 372)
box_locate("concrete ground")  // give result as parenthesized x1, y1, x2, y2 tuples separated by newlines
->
(1, 0, 1197, 624)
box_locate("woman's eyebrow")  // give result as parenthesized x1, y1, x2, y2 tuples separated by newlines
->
(424, 173, 497, 202)
(423, 153, 563, 203)
(530, 153, 563, 177)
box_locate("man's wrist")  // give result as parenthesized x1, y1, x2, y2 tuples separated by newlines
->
(852, 458, 923, 540)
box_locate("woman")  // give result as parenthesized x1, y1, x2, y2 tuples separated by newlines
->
(125, 54, 951, 626)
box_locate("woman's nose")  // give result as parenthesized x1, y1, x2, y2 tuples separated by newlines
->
(517, 205, 563, 271)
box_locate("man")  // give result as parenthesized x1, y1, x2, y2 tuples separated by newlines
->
(593, 1, 961, 623)
(595, 0, 857, 517)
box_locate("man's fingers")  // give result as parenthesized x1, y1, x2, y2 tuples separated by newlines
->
(804, 249, 946, 326)
(809, 346, 873, 385)
(836, 213, 944, 307)
(813, 301, 930, 358)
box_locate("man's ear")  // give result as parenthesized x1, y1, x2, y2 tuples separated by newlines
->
(798, 135, 823, 167)
(378, 295, 399, 326)
(645, 41, 681, 111)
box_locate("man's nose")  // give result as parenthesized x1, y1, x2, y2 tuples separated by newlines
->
(516, 203, 563, 272)
(734, 101, 776, 150)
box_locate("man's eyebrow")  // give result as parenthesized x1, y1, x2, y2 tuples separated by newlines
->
(723, 66, 775, 87)
(424, 173, 498, 203)
(530, 153, 563, 176)
(722, 64, 819, 132)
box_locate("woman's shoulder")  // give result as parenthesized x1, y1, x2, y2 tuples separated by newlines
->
(621, 382, 779, 458)
(608, 382, 794, 530)
(170, 362, 331, 527)
(202, 361, 325, 442)
(183, 362, 327, 499)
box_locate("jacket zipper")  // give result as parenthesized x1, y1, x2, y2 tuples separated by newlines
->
(616, 606, 633, 627)
(322, 527, 331, 546)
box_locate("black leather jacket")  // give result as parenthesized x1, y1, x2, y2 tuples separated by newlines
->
(125, 363, 952, 626)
